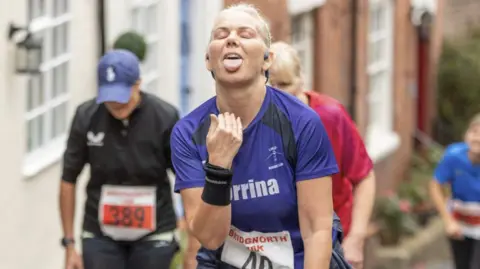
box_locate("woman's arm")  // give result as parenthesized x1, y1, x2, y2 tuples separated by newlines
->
(335, 105, 375, 239)
(430, 152, 456, 224)
(349, 172, 375, 237)
(183, 230, 202, 269)
(429, 180, 454, 224)
(430, 180, 463, 239)
(181, 188, 231, 250)
(429, 151, 463, 238)
(298, 176, 333, 269)
(172, 113, 242, 250)
(293, 111, 339, 269)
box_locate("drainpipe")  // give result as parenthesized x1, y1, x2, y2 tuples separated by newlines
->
(416, 12, 433, 133)
(97, 0, 106, 57)
(349, 0, 358, 120)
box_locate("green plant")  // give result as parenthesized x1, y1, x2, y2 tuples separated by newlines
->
(427, 146, 443, 167)
(436, 30, 480, 144)
(170, 230, 187, 269)
(113, 31, 147, 62)
(374, 191, 419, 245)
(399, 177, 427, 208)
(403, 145, 444, 226)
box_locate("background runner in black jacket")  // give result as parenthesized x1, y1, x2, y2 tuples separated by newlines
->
(59, 49, 180, 269)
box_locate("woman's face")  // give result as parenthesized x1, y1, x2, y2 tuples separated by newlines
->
(206, 10, 270, 85)
(466, 123, 480, 155)
(269, 64, 303, 96)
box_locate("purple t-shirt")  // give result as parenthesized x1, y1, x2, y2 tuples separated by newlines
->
(171, 86, 339, 269)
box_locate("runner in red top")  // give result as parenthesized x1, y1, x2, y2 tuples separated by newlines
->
(305, 91, 373, 232)
(270, 42, 376, 269)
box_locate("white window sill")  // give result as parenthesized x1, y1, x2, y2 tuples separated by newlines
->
(22, 135, 67, 179)
(288, 0, 326, 15)
(366, 127, 400, 163)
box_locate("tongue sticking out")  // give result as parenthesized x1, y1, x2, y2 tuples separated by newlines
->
(223, 59, 243, 72)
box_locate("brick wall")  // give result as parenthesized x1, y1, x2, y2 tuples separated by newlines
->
(444, 0, 480, 38)
(313, 0, 444, 191)
(312, 0, 370, 135)
(389, 0, 418, 189)
(223, 0, 290, 42)
(313, 0, 355, 109)
(219, 0, 445, 191)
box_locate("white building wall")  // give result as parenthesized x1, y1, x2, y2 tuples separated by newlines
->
(0, 0, 223, 268)
(105, 0, 181, 108)
(189, 0, 223, 109)
(0, 0, 98, 268)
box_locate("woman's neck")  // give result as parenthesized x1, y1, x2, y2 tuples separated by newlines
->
(297, 92, 309, 105)
(215, 78, 266, 128)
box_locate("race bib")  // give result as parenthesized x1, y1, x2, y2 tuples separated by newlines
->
(221, 226, 294, 269)
(451, 199, 480, 239)
(99, 185, 156, 241)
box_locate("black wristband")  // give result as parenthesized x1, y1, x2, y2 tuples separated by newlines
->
(201, 162, 233, 206)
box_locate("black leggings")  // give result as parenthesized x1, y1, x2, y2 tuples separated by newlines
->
(450, 237, 480, 269)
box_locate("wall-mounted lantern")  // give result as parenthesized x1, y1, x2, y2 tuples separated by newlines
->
(410, 0, 436, 41)
(8, 23, 42, 75)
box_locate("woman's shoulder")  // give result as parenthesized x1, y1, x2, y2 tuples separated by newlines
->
(268, 86, 319, 123)
(441, 142, 469, 166)
(445, 142, 468, 157)
(172, 97, 217, 144)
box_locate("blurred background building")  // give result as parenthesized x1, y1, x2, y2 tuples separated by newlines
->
(0, 0, 221, 268)
(0, 0, 479, 268)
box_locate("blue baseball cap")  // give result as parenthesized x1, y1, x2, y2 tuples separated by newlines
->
(97, 49, 140, 104)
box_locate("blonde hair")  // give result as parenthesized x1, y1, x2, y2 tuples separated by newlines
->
(270, 41, 302, 78)
(469, 113, 480, 127)
(219, 3, 272, 47)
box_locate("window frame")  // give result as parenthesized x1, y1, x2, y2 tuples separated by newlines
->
(130, 0, 162, 94)
(365, 0, 400, 162)
(291, 12, 314, 91)
(23, 0, 72, 177)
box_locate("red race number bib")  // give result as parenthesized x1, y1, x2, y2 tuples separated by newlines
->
(99, 185, 156, 241)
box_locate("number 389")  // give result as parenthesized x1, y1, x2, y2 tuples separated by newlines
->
(107, 206, 146, 228)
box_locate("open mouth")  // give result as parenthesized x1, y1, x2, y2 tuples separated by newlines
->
(223, 53, 243, 71)
(223, 53, 242, 60)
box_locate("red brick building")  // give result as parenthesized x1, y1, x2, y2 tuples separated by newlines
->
(443, 0, 480, 38)
(225, 0, 444, 193)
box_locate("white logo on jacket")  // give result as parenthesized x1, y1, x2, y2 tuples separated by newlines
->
(87, 131, 105, 147)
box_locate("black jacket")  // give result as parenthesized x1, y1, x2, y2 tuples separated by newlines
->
(61, 92, 180, 236)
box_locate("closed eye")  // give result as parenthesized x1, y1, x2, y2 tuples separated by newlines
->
(213, 30, 229, 39)
(238, 28, 256, 39)
(212, 27, 257, 40)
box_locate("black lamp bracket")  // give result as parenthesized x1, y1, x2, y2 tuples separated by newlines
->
(8, 23, 29, 41)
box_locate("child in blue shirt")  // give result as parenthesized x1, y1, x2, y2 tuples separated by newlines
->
(430, 113, 480, 269)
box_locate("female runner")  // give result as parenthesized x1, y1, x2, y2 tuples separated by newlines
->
(268, 42, 375, 269)
(171, 3, 348, 269)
